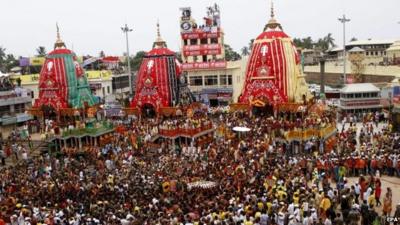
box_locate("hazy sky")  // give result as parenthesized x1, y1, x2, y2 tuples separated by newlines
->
(1, 0, 399, 57)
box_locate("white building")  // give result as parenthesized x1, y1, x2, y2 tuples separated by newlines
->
(339, 83, 382, 114)
(0, 72, 33, 137)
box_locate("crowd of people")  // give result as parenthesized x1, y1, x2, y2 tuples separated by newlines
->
(0, 108, 400, 225)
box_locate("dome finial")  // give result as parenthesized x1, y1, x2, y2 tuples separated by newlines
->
(154, 21, 167, 48)
(264, 0, 283, 31)
(271, 0, 275, 18)
(157, 19, 161, 38)
(54, 22, 66, 49)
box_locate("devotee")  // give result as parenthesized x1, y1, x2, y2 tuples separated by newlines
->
(0, 107, 399, 224)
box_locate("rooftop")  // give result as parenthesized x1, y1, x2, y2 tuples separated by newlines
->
(348, 47, 365, 53)
(347, 39, 395, 46)
(387, 40, 400, 52)
(340, 83, 380, 93)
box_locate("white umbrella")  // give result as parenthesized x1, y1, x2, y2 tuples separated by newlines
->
(233, 126, 251, 132)
(0, 71, 9, 77)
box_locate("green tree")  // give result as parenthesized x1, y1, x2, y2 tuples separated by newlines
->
(302, 37, 314, 49)
(324, 33, 336, 49)
(130, 51, 147, 71)
(241, 46, 250, 56)
(293, 37, 314, 49)
(0, 46, 6, 72)
(5, 54, 18, 71)
(350, 37, 358, 42)
(36, 46, 47, 57)
(249, 39, 255, 51)
(315, 38, 329, 51)
(99, 50, 105, 58)
(224, 44, 241, 61)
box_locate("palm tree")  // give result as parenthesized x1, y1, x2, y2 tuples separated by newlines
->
(36, 46, 47, 57)
(316, 38, 329, 51)
(324, 33, 336, 48)
(324, 33, 336, 49)
(241, 46, 250, 56)
(302, 37, 313, 49)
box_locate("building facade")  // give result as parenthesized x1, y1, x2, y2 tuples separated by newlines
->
(0, 74, 33, 137)
(179, 4, 240, 106)
(305, 39, 400, 86)
(339, 83, 382, 114)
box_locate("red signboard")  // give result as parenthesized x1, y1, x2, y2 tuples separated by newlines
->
(183, 44, 222, 57)
(182, 61, 227, 70)
(181, 31, 220, 40)
(183, 49, 221, 57)
(217, 92, 232, 98)
(183, 44, 220, 51)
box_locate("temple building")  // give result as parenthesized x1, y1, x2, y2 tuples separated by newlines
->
(28, 26, 113, 151)
(32, 25, 98, 114)
(130, 23, 193, 116)
(238, 4, 310, 107)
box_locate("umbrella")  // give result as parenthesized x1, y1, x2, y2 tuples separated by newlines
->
(233, 126, 251, 132)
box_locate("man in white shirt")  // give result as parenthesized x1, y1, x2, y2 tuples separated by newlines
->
(324, 217, 332, 225)
(354, 183, 361, 203)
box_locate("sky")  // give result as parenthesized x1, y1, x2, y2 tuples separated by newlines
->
(1, 0, 399, 57)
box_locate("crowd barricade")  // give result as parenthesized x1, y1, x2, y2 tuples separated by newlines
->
(284, 124, 337, 142)
(159, 123, 213, 138)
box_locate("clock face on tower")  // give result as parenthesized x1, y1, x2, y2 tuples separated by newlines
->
(181, 22, 192, 31)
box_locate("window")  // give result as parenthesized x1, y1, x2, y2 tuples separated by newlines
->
(219, 75, 232, 85)
(220, 75, 227, 85)
(14, 103, 25, 113)
(362, 93, 370, 98)
(190, 39, 198, 45)
(183, 39, 188, 46)
(193, 56, 198, 62)
(204, 75, 218, 86)
(189, 76, 203, 86)
(0, 105, 10, 117)
(210, 38, 218, 44)
(202, 55, 207, 62)
(355, 93, 362, 98)
(366, 52, 369, 56)
(107, 86, 110, 94)
(200, 38, 208, 44)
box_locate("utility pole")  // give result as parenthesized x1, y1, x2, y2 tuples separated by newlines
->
(121, 24, 133, 96)
(338, 15, 350, 85)
(319, 55, 326, 100)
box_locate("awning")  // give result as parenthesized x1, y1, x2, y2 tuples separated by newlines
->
(16, 113, 33, 122)
(1, 115, 17, 125)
